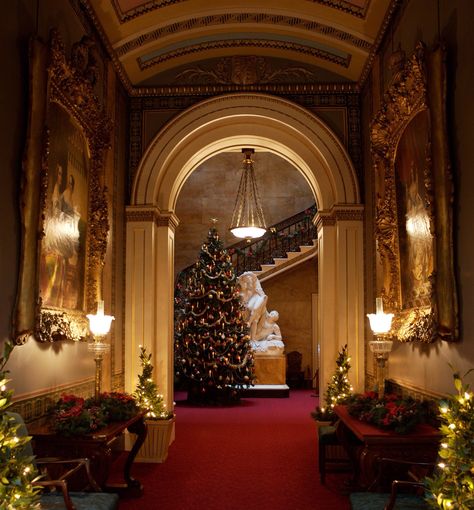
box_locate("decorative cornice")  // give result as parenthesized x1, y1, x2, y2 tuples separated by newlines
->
(126, 206, 179, 230)
(305, 0, 370, 19)
(131, 81, 358, 97)
(138, 39, 351, 72)
(358, 0, 401, 88)
(115, 13, 371, 58)
(314, 205, 364, 231)
(111, 0, 185, 24)
(80, 0, 134, 94)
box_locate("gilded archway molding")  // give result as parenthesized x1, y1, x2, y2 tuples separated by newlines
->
(131, 93, 359, 212)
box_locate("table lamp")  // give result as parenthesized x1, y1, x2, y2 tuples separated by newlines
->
(87, 300, 114, 400)
(367, 297, 393, 398)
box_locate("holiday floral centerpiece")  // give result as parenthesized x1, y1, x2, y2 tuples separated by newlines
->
(346, 391, 431, 434)
(95, 392, 138, 422)
(53, 391, 138, 436)
(53, 394, 106, 437)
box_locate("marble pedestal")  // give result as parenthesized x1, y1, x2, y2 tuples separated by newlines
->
(254, 353, 286, 384)
(244, 353, 289, 397)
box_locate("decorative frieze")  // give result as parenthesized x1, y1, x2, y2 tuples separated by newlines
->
(126, 207, 179, 231)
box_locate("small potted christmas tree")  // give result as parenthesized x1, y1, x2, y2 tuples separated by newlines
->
(311, 344, 353, 424)
(133, 345, 175, 463)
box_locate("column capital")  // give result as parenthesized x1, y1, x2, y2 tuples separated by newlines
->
(126, 205, 179, 231)
(314, 204, 364, 231)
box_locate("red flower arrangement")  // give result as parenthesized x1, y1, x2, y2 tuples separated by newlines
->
(53, 392, 138, 436)
(54, 394, 106, 436)
(347, 392, 431, 434)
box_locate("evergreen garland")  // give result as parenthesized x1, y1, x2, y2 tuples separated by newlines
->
(425, 370, 474, 509)
(0, 340, 40, 509)
(174, 224, 254, 404)
(134, 346, 173, 420)
(311, 344, 353, 422)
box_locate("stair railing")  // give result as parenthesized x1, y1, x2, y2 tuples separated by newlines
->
(176, 204, 317, 284)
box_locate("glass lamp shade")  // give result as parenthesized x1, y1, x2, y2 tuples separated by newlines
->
(367, 312, 394, 335)
(230, 226, 266, 239)
(87, 300, 114, 337)
(229, 148, 267, 239)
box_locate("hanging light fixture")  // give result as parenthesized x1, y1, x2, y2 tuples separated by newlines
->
(230, 148, 267, 239)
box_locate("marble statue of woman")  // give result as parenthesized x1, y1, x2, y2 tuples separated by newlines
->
(238, 272, 285, 355)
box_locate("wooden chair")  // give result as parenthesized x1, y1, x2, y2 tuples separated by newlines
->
(7, 412, 119, 510)
(286, 350, 305, 388)
(349, 457, 435, 510)
(317, 423, 351, 483)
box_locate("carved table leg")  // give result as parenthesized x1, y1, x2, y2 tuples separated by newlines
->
(105, 416, 147, 497)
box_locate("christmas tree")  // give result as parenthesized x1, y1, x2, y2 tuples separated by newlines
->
(134, 345, 173, 420)
(311, 344, 353, 422)
(175, 222, 254, 404)
(0, 340, 40, 508)
(426, 370, 474, 509)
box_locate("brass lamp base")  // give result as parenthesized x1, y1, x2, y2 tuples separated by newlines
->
(88, 339, 110, 400)
(369, 338, 393, 398)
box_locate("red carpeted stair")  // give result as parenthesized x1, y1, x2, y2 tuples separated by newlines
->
(117, 389, 350, 510)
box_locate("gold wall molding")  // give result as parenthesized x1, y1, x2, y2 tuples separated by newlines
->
(370, 42, 457, 343)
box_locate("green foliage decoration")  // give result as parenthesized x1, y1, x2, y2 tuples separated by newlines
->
(0, 340, 40, 509)
(425, 369, 474, 509)
(311, 344, 353, 423)
(134, 346, 173, 420)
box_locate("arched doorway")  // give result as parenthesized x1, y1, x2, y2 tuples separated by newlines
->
(125, 93, 364, 410)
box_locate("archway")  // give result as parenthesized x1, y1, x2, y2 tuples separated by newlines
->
(125, 93, 364, 410)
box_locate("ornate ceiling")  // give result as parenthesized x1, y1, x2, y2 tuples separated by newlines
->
(83, 0, 397, 92)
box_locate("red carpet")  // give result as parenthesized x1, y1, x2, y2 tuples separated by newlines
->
(117, 389, 351, 510)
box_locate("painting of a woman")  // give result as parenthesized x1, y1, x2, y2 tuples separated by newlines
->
(39, 102, 88, 310)
(395, 110, 434, 308)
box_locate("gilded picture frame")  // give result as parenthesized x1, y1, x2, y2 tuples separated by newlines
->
(370, 42, 458, 343)
(13, 30, 111, 343)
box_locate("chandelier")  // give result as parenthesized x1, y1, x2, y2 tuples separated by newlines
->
(230, 148, 267, 239)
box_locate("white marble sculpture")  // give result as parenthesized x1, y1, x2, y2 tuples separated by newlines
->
(238, 271, 285, 355)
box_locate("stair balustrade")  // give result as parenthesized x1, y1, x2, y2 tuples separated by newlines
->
(176, 204, 317, 285)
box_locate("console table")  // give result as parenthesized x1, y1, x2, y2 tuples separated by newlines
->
(29, 412, 147, 497)
(334, 405, 440, 489)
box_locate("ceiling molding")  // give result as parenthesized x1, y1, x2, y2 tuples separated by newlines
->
(114, 13, 372, 58)
(138, 39, 351, 73)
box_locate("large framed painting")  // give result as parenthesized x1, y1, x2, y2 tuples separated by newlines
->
(370, 42, 458, 343)
(13, 30, 111, 343)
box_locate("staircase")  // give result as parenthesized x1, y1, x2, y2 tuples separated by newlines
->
(176, 205, 318, 284)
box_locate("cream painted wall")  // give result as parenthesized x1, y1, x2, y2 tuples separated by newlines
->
(262, 260, 318, 378)
(363, 0, 474, 394)
(174, 151, 315, 274)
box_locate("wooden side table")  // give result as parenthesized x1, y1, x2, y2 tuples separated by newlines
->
(334, 405, 440, 489)
(29, 412, 147, 497)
